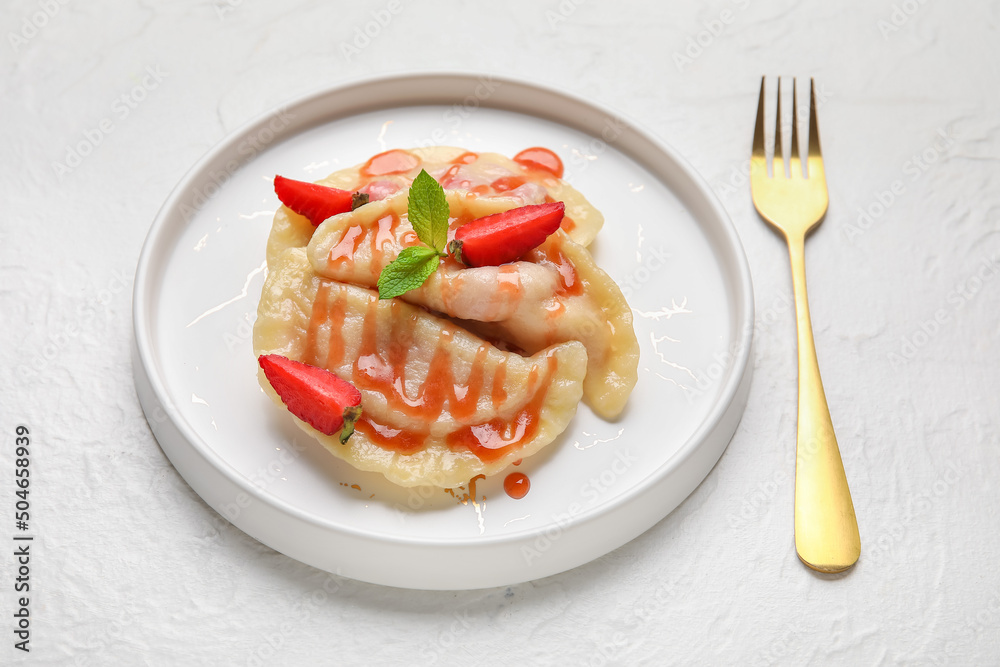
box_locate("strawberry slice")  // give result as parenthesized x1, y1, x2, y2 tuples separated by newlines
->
(258, 354, 362, 444)
(447, 202, 565, 267)
(273, 175, 368, 226)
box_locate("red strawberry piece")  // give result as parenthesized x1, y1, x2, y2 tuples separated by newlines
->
(258, 354, 362, 444)
(447, 202, 565, 267)
(274, 175, 364, 226)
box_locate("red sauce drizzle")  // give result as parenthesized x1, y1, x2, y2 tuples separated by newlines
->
(491, 359, 508, 405)
(451, 346, 488, 421)
(370, 213, 401, 273)
(351, 300, 427, 415)
(446, 356, 556, 463)
(440, 163, 462, 188)
(490, 176, 525, 193)
(400, 229, 419, 247)
(360, 180, 402, 201)
(544, 300, 566, 319)
(453, 151, 478, 165)
(303, 283, 330, 366)
(536, 244, 582, 296)
(440, 161, 488, 193)
(496, 264, 522, 299)
(355, 418, 425, 455)
(361, 149, 421, 177)
(504, 472, 530, 499)
(323, 286, 348, 368)
(514, 147, 564, 178)
(303, 288, 558, 461)
(468, 474, 485, 504)
(327, 226, 364, 270)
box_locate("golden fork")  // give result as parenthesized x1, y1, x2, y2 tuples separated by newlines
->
(750, 77, 860, 573)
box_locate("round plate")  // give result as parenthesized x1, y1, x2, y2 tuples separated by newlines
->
(132, 73, 753, 590)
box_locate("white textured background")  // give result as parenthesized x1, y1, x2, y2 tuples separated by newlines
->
(2, 0, 999, 664)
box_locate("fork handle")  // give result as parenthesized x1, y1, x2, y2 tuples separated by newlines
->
(786, 234, 861, 573)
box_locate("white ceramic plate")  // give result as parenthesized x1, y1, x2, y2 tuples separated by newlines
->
(132, 73, 753, 590)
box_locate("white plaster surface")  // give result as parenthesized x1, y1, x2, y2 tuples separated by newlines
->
(2, 0, 999, 664)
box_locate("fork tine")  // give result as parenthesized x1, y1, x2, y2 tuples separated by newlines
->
(789, 78, 801, 178)
(752, 76, 766, 159)
(774, 77, 784, 178)
(808, 78, 823, 164)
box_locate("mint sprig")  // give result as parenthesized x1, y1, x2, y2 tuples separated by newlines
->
(377, 169, 450, 299)
(376, 246, 440, 299)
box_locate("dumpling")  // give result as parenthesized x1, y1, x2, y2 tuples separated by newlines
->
(265, 146, 604, 268)
(306, 190, 639, 420)
(253, 249, 589, 488)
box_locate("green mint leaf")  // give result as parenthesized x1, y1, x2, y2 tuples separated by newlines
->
(407, 169, 449, 252)
(377, 245, 441, 299)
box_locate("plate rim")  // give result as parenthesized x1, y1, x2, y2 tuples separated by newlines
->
(132, 71, 754, 586)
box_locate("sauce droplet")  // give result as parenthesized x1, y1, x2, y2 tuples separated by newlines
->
(361, 149, 421, 177)
(504, 472, 530, 499)
(514, 147, 564, 178)
(490, 175, 525, 192)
